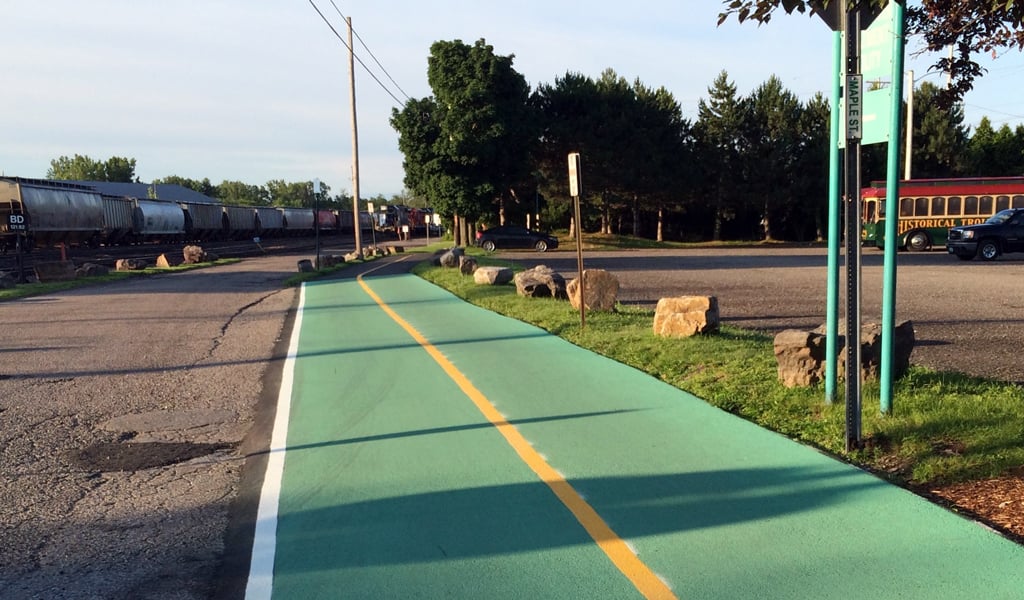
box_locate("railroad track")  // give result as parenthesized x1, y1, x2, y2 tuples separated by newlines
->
(0, 236, 333, 280)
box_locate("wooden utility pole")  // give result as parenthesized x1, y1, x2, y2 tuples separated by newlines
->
(347, 17, 363, 258)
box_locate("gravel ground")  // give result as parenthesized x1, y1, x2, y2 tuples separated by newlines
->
(1, 245, 1021, 599)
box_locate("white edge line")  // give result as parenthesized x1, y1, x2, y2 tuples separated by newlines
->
(244, 283, 306, 599)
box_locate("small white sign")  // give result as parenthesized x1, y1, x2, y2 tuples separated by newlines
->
(845, 75, 863, 141)
(568, 152, 582, 197)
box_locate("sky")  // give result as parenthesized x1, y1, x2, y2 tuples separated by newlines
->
(2, 1, 1023, 199)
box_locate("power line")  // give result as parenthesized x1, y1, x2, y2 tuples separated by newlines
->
(328, 0, 411, 103)
(305, 0, 407, 106)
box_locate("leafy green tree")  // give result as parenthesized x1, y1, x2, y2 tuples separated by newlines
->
(909, 81, 969, 178)
(966, 117, 1024, 176)
(427, 39, 535, 225)
(47, 154, 137, 182)
(695, 70, 749, 240)
(719, 0, 1024, 106)
(102, 156, 138, 182)
(153, 175, 217, 196)
(391, 97, 446, 210)
(265, 180, 322, 208)
(792, 93, 832, 241)
(531, 72, 605, 232)
(218, 180, 269, 206)
(626, 80, 694, 240)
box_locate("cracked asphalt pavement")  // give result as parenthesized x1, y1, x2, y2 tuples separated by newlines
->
(0, 254, 302, 599)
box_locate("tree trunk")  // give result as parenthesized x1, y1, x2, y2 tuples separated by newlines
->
(632, 196, 640, 238)
(453, 214, 462, 246)
(762, 200, 774, 241)
(569, 215, 576, 240)
(657, 204, 664, 243)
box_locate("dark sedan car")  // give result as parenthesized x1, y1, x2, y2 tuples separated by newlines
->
(474, 225, 558, 252)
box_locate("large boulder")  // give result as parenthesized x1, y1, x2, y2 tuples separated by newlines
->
(567, 269, 619, 312)
(473, 266, 513, 285)
(115, 258, 148, 272)
(773, 329, 828, 387)
(155, 253, 179, 268)
(297, 259, 315, 273)
(182, 245, 207, 264)
(459, 256, 478, 275)
(0, 271, 16, 289)
(514, 265, 567, 299)
(439, 247, 466, 268)
(33, 260, 77, 282)
(652, 296, 720, 337)
(774, 321, 916, 388)
(76, 263, 110, 278)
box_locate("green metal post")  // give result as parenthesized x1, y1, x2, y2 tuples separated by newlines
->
(880, 2, 905, 414)
(825, 29, 842, 405)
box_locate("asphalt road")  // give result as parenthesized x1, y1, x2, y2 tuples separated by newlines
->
(512, 246, 1024, 383)
(1, 244, 1021, 599)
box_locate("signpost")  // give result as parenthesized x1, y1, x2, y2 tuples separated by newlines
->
(568, 152, 585, 328)
(313, 178, 321, 270)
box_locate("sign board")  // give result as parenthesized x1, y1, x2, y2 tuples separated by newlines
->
(568, 152, 582, 197)
(7, 214, 27, 231)
(367, 202, 375, 214)
(845, 74, 863, 140)
(313, 178, 321, 194)
(839, 2, 896, 146)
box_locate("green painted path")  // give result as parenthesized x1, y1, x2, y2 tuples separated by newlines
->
(247, 268, 1024, 599)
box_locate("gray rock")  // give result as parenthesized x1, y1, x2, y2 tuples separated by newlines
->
(473, 266, 513, 285)
(459, 256, 478, 275)
(567, 269, 619, 312)
(514, 265, 567, 299)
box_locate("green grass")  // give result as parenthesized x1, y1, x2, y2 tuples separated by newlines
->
(415, 250, 1024, 487)
(0, 259, 241, 302)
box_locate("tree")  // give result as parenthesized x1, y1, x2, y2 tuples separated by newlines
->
(744, 75, 804, 241)
(427, 39, 535, 230)
(392, 40, 535, 243)
(218, 180, 268, 206)
(695, 70, 749, 240)
(47, 154, 137, 182)
(718, 0, 1024, 106)
(909, 81, 969, 177)
(153, 175, 217, 196)
(965, 117, 1024, 176)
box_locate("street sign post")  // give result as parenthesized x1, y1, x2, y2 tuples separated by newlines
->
(568, 152, 585, 328)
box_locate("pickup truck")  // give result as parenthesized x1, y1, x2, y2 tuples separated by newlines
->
(947, 208, 1024, 261)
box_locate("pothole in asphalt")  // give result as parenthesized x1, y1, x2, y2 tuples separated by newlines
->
(69, 440, 237, 472)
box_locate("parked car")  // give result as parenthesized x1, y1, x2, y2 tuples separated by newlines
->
(474, 225, 558, 252)
(947, 208, 1024, 261)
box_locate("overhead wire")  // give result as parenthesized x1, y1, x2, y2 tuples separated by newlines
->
(305, 0, 408, 107)
(328, 0, 412, 103)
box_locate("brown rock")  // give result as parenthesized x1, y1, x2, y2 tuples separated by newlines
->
(567, 269, 619, 312)
(183, 245, 206, 264)
(33, 260, 77, 282)
(473, 266, 513, 285)
(652, 296, 720, 337)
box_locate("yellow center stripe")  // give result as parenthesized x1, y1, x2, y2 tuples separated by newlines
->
(358, 274, 677, 600)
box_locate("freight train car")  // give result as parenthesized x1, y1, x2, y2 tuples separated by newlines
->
(0, 177, 105, 246)
(255, 207, 284, 237)
(281, 208, 315, 236)
(181, 202, 225, 241)
(133, 199, 186, 241)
